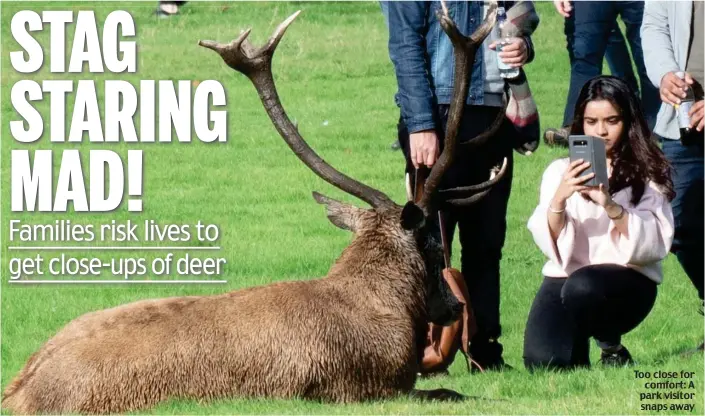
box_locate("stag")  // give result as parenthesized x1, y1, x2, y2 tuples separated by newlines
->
(2, 4, 507, 414)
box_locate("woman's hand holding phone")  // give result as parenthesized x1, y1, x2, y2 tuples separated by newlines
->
(550, 159, 595, 211)
(580, 183, 613, 207)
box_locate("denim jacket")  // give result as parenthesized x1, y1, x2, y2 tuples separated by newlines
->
(383, 1, 535, 133)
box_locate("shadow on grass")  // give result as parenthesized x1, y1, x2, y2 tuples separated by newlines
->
(650, 342, 704, 365)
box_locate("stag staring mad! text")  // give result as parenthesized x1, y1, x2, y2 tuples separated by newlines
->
(9, 10, 228, 213)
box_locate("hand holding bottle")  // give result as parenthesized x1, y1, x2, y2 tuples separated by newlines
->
(490, 38, 528, 68)
(492, 7, 522, 79)
(673, 72, 703, 145)
(660, 71, 694, 106)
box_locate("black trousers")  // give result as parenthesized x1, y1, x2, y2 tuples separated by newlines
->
(398, 105, 514, 355)
(523, 264, 657, 370)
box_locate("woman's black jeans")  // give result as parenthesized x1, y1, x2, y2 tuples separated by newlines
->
(523, 264, 657, 370)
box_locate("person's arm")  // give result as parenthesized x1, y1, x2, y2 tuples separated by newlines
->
(527, 160, 584, 267)
(605, 200, 630, 237)
(605, 187, 675, 266)
(387, 2, 435, 134)
(387, 3, 440, 168)
(553, 0, 572, 18)
(547, 195, 568, 243)
(641, 2, 679, 89)
(502, 1, 539, 65)
(548, 159, 594, 243)
(515, 1, 539, 64)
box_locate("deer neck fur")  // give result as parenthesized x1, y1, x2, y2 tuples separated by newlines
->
(325, 224, 427, 323)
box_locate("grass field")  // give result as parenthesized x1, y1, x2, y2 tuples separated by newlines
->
(1, 1, 703, 414)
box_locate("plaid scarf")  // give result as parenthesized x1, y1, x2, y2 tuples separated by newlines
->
(502, 1, 540, 155)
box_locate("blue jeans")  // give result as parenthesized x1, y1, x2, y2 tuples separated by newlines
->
(605, 26, 638, 93)
(662, 139, 704, 301)
(562, 1, 659, 130)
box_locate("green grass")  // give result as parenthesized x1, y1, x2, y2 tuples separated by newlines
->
(1, 2, 703, 414)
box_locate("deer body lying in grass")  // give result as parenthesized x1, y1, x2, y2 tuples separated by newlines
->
(2, 4, 508, 414)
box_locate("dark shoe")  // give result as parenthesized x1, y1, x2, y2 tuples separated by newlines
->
(390, 140, 402, 151)
(543, 127, 569, 148)
(600, 346, 634, 367)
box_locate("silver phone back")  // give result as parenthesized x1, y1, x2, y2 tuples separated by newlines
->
(568, 135, 609, 189)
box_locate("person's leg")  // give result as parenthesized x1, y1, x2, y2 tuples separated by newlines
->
(544, 9, 581, 147)
(605, 24, 639, 93)
(561, 264, 658, 365)
(544, 11, 576, 145)
(436, 106, 514, 369)
(661, 139, 705, 303)
(399, 107, 468, 373)
(524, 277, 591, 370)
(618, 1, 660, 130)
(562, 1, 616, 127)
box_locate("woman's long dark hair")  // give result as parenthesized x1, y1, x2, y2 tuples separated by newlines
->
(570, 76, 675, 204)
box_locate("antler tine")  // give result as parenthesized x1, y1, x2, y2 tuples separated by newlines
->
(470, 2, 499, 44)
(440, 157, 508, 195)
(418, 0, 499, 213)
(445, 189, 491, 207)
(200, 12, 396, 210)
(266, 10, 301, 51)
(461, 92, 507, 148)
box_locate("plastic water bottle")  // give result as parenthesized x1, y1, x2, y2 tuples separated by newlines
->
(496, 7, 520, 79)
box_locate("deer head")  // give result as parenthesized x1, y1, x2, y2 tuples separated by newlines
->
(199, 2, 506, 326)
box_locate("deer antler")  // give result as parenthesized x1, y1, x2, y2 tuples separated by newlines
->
(440, 157, 509, 206)
(199, 12, 395, 211)
(417, 0, 508, 213)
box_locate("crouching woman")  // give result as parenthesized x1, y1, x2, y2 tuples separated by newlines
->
(524, 76, 675, 369)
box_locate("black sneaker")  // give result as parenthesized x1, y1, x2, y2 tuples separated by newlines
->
(543, 127, 569, 148)
(600, 346, 634, 367)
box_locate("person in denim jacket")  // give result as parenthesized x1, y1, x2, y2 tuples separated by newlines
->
(383, 0, 538, 370)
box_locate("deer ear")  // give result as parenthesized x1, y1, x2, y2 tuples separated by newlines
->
(400, 201, 425, 230)
(312, 192, 364, 232)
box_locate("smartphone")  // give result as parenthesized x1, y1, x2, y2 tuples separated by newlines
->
(568, 135, 609, 189)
